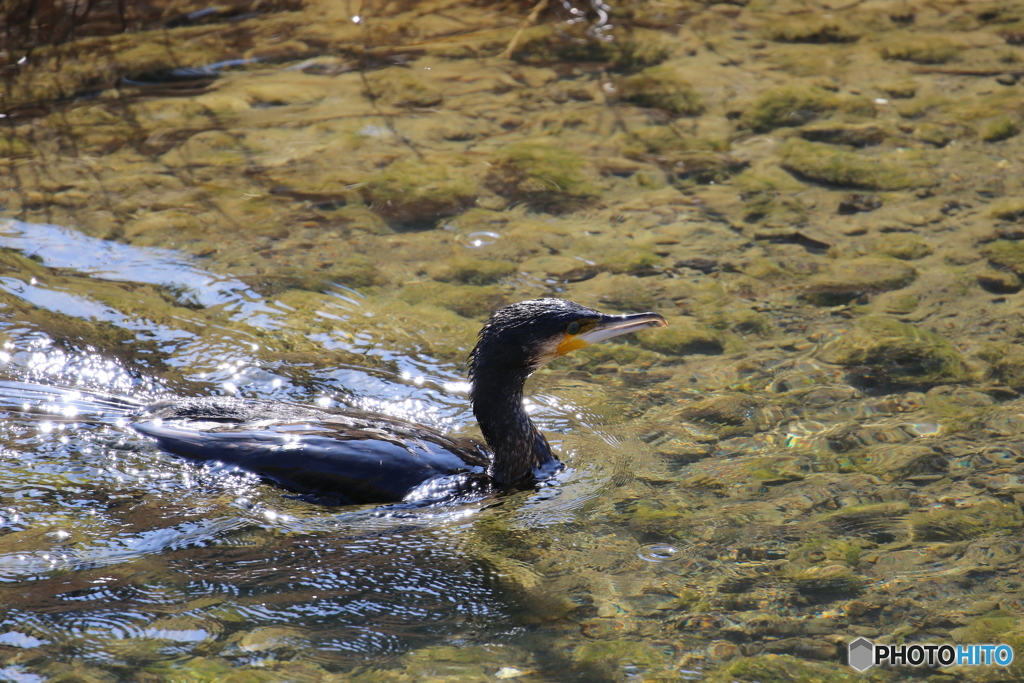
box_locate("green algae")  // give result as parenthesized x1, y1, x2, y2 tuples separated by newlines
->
(879, 36, 961, 64)
(874, 233, 932, 260)
(976, 269, 1022, 294)
(907, 500, 1023, 541)
(764, 17, 861, 44)
(325, 253, 386, 288)
(818, 316, 966, 385)
(397, 281, 507, 319)
(676, 393, 762, 434)
(802, 257, 917, 306)
(740, 86, 835, 133)
(980, 240, 1024, 274)
(978, 343, 1024, 391)
(981, 117, 1021, 142)
(600, 246, 662, 275)
(613, 65, 703, 116)
(426, 256, 517, 284)
(485, 142, 597, 213)
(990, 199, 1024, 222)
(914, 122, 954, 147)
(785, 564, 864, 596)
(637, 316, 723, 356)
(362, 159, 478, 226)
(0, 136, 32, 158)
(706, 653, 892, 683)
(516, 24, 670, 72)
(571, 640, 667, 681)
(780, 139, 936, 190)
(735, 167, 810, 223)
(799, 122, 887, 148)
(364, 66, 443, 108)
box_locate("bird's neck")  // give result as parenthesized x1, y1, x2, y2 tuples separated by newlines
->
(470, 367, 557, 487)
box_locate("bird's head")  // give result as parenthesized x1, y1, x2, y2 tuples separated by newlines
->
(469, 298, 668, 384)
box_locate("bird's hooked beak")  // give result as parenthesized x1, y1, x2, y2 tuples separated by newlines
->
(556, 311, 668, 356)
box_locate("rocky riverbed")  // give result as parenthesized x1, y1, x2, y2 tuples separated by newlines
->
(3, 0, 1024, 680)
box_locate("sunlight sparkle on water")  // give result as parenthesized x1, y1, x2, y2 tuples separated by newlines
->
(443, 381, 470, 394)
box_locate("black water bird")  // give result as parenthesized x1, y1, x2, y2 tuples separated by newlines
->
(133, 299, 667, 505)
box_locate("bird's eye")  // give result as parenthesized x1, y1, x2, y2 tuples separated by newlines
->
(567, 322, 581, 335)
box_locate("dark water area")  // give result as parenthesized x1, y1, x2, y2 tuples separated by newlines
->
(4, 0, 1024, 681)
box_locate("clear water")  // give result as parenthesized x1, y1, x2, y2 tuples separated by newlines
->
(4, 0, 1024, 680)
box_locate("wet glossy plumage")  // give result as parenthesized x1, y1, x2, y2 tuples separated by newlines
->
(133, 299, 666, 506)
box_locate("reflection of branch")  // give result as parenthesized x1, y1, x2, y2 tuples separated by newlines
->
(499, 0, 548, 60)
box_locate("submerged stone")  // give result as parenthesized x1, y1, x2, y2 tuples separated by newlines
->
(613, 65, 703, 116)
(763, 16, 861, 43)
(637, 316, 723, 356)
(485, 142, 597, 213)
(426, 256, 517, 285)
(818, 316, 966, 385)
(981, 116, 1020, 142)
(706, 653, 878, 682)
(362, 159, 478, 226)
(798, 123, 886, 148)
(740, 86, 835, 132)
(873, 233, 932, 260)
(801, 257, 917, 305)
(780, 140, 937, 190)
(879, 36, 961, 64)
(397, 281, 507, 318)
(979, 343, 1024, 391)
(364, 66, 443, 108)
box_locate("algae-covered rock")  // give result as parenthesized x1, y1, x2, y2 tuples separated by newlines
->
(485, 142, 597, 213)
(818, 316, 966, 385)
(873, 233, 932, 260)
(786, 564, 864, 596)
(638, 316, 723, 355)
(570, 640, 667, 681)
(677, 393, 761, 426)
(976, 269, 1022, 294)
(515, 24, 670, 72)
(980, 240, 1024, 275)
(907, 499, 1023, 541)
(879, 36, 961, 64)
(160, 130, 247, 167)
(362, 159, 478, 226)
(763, 16, 860, 43)
(981, 116, 1021, 142)
(613, 65, 703, 116)
(600, 246, 662, 275)
(798, 123, 886, 147)
(978, 343, 1024, 390)
(705, 654, 889, 683)
(740, 86, 835, 132)
(850, 444, 940, 481)
(802, 257, 917, 305)
(364, 66, 443, 107)
(0, 136, 32, 158)
(323, 253, 386, 288)
(567, 273, 657, 311)
(426, 256, 517, 285)
(990, 199, 1024, 222)
(780, 139, 937, 190)
(914, 122, 954, 147)
(397, 281, 506, 318)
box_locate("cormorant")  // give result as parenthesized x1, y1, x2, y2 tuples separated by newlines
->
(132, 298, 667, 505)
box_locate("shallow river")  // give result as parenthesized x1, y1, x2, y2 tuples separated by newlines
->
(3, 0, 1024, 681)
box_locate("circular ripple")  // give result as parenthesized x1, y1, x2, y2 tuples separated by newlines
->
(461, 231, 501, 247)
(638, 543, 682, 563)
